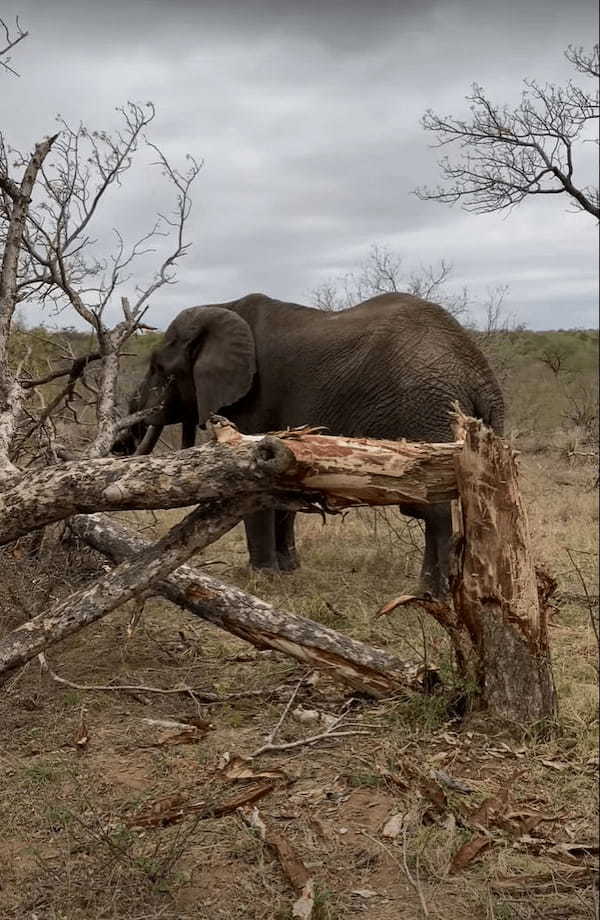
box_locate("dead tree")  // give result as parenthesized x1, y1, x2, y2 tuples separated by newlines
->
(386, 414, 557, 723)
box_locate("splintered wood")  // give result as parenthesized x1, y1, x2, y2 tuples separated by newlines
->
(449, 412, 557, 722)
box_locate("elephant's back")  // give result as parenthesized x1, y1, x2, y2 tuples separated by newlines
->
(230, 291, 504, 443)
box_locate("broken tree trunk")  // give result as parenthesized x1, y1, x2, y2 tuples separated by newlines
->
(449, 413, 557, 723)
(0, 429, 461, 545)
(378, 412, 558, 724)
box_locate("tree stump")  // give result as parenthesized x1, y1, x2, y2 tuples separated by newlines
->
(450, 412, 557, 724)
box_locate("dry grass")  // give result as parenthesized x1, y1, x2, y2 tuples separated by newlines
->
(0, 450, 598, 920)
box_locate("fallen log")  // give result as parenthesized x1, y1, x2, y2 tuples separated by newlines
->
(0, 428, 461, 545)
(68, 513, 414, 698)
(0, 504, 414, 695)
(0, 493, 271, 675)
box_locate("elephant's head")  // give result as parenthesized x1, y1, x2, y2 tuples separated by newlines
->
(112, 306, 256, 455)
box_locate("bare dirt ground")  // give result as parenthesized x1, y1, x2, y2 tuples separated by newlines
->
(1, 451, 598, 920)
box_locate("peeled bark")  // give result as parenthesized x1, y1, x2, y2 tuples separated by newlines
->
(449, 413, 557, 723)
(0, 429, 461, 545)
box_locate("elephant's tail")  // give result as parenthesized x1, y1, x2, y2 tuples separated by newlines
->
(474, 387, 505, 436)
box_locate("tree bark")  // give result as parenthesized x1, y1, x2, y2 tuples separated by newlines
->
(0, 429, 461, 545)
(450, 413, 557, 723)
(0, 134, 58, 479)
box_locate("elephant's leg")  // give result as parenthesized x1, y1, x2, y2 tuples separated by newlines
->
(274, 510, 299, 571)
(420, 503, 452, 598)
(181, 419, 197, 449)
(244, 510, 279, 571)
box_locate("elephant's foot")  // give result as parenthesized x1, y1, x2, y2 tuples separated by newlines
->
(250, 561, 280, 574)
(277, 549, 300, 572)
(419, 567, 449, 600)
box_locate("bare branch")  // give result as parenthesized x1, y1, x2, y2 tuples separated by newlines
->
(0, 16, 28, 77)
(416, 45, 599, 219)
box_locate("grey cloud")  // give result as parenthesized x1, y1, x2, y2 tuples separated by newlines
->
(2, 0, 598, 331)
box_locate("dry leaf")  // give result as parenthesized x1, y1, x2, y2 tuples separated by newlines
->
(470, 792, 508, 829)
(441, 732, 459, 745)
(220, 754, 288, 783)
(382, 813, 404, 839)
(128, 782, 275, 828)
(292, 879, 315, 919)
(541, 759, 570, 771)
(552, 842, 599, 860)
(506, 808, 557, 836)
(419, 777, 447, 810)
(158, 727, 207, 746)
(376, 594, 420, 617)
(218, 751, 232, 770)
(450, 835, 491, 873)
(241, 805, 267, 839)
(433, 770, 473, 794)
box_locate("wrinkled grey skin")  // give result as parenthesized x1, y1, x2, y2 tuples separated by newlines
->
(114, 292, 504, 595)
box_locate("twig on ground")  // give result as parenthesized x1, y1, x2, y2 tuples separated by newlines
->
(263, 675, 305, 747)
(36, 654, 286, 703)
(251, 678, 370, 755)
(362, 829, 429, 919)
(402, 823, 429, 919)
(250, 727, 370, 758)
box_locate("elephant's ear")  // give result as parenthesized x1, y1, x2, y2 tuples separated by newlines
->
(178, 307, 256, 424)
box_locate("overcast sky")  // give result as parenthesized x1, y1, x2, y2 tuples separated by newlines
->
(2, 0, 598, 330)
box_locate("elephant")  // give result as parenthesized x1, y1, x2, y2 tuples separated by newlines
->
(113, 292, 504, 596)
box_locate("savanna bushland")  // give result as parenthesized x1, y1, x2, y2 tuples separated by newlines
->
(1, 313, 597, 920)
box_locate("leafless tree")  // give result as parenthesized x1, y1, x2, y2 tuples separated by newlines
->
(0, 16, 28, 76)
(0, 102, 201, 461)
(539, 346, 568, 377)
(416, 44, 599, 219)
(311, 244, 468, 318)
